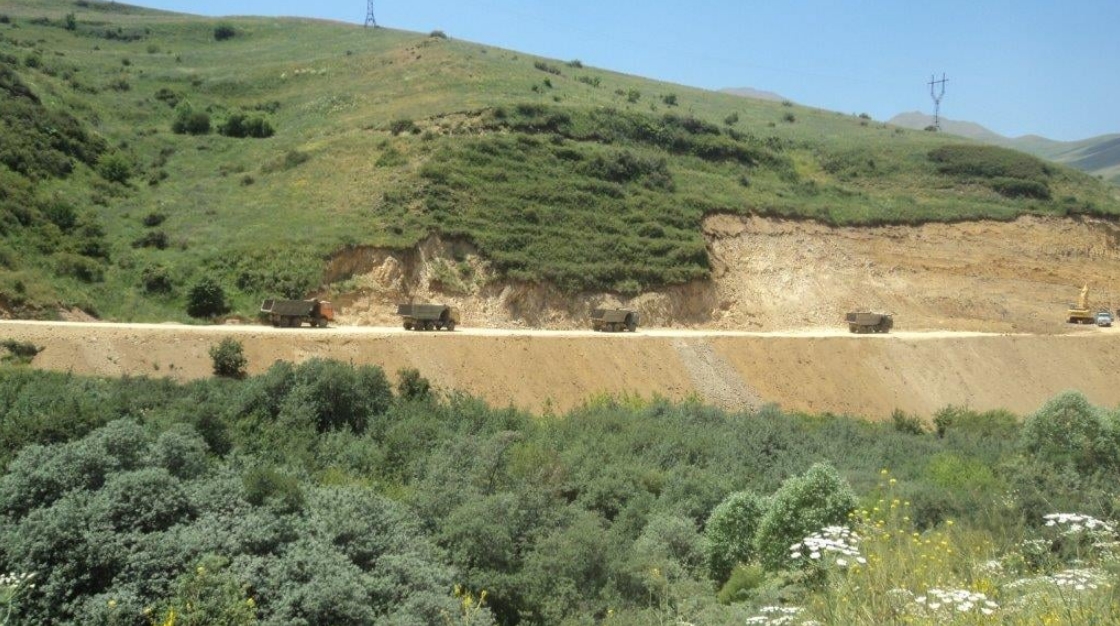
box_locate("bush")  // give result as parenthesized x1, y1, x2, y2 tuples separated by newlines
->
(705, 490, 767, 583)
(132, 230, 169, 249)
(209, 338, 247, 379)
(54, 253, 103, 282)
(533, 61, 561, 75)
(140, 265, 173, 294)
(154, 87, 181, 108)
(142, 212, 167, 227)
(97, 152, 132, 184)
(1, 339, 41, 364)
(891, 408, 926, 435)
(1020, 390, 1120, 474)
(724, 112, 739, 126)
(172, 107, 211, 135)
(428, 29, 448, 39)
(661, 93, 678, 107)
(213, 24, 236, 41)
(186, 277, 229, 318)
(218, 112, 274, 138)
(388, 118, 417, 135)
(754, 463, 857, 571)
(397, 367, 431, 401)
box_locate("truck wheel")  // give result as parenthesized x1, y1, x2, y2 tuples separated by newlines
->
(316, 317, 328, 328)
(404, 321, 413, 330)
(446, 321, 456, 331)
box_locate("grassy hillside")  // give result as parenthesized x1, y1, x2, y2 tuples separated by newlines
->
(2, 1, 1119, 320)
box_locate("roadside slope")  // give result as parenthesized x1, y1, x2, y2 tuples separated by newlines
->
(4, 321, 1119, 418)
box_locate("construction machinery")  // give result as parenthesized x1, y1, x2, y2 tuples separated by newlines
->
(260, 299, 334, 328)
(845, 311, 893, 334)
(397, 303, 459, 331)
(1067, 284, 1095, 324)
(590, 308, 639, 332)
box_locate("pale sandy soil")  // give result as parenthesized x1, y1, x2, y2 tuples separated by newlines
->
(3, 320, 1117, 419)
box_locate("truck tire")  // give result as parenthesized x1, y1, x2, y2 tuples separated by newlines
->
(316, 317, 328, 328)
(446, 321, 456, 331)
(404, 321, 413, 330)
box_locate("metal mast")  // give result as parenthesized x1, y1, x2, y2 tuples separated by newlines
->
(928, 73, 948, 130)
(364, 0, 376, 27)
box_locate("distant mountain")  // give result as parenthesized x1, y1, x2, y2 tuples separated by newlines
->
(888, 112, 1120, 185)
(719, 87, 787, 103)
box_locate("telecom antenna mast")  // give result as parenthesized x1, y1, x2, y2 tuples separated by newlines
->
(928, 73, 948, 130)
(364, 0, 376, 27)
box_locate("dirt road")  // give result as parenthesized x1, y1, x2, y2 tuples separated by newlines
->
(4, 320, 1118, 419)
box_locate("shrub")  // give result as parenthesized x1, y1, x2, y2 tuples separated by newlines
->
(717, 563, 767, 605)
(209, 338, 247, 379)
(97, 152, 132, 184)
(891, 408, 926, 435)
(388, 118, 417, 135)
(153, 87, 180, 108)
(754, 463, 857, 570)
(724, 112, 739, 126)
(213, 24, 236, 41)
(218, 112, 274, 138)
(989, 176, 1051, 199)
(54, 253, 103, 282)
(1020, 390, 1120, 474)
(626, 88, 641, 103)
(1, 339, 41, 364)
(396, 367, 431, 401)
(661, 93, 678, 107)
(568, 59, 583, 68)
(154, 555, 257, 626)
(429, 29, 448, 39)
(131, 230, 168, 249)
(142, 211, 167, 227)
(172, 107, 211, 135)
(141, 265, 173, 294)
(782, 112, 796, 123)
(186, 277, 229, 318)
(533, 61, 561, 75)
(705, 490, 767, 583)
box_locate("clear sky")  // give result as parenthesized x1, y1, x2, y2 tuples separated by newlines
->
(128, 0, 1118, 141)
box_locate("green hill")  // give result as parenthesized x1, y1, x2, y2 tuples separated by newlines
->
(2, 0, 1119, 321)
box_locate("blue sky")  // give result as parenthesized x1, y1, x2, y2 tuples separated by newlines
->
(129, 0, 1118, 141)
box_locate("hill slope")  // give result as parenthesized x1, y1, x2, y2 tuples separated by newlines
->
(0, 1, 1118, 324)
(889, 112, 1120, 184)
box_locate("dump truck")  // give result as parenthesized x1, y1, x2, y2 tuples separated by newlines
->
(397, 303, 459, 331)
(1067, 284, 1095, 324)
(260, 299, 334, 328)
(845, 311, 893, 334)
(590, 308, 640, 332)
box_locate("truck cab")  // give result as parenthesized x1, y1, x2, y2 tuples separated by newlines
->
(1096, 311, 1113, 327)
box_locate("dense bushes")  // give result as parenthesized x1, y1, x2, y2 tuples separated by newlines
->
(2, 366, 1119, 625)
(929, 144, 1053, 199)
(218, 112, 274, 138)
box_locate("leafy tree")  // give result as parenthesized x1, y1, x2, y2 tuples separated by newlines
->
(186, 277, 229, 318)
(209, 338, 247, 379)
(754, 464, 856, 571)
(1020, 390, 1120, 473)
(705, 490, 767, 583)
(155, 555, 258, 626)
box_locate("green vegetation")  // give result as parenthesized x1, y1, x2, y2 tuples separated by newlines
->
(0, 0, 1117, 320)
(208, 337, 247, 379)
(0, 365, 1117, 624)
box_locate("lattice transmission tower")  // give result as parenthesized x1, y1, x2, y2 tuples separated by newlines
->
(364, 0, 376, 28)
(928, 73, 948, 130)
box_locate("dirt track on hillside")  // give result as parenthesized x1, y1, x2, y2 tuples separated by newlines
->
(4, 320, 1118, 419)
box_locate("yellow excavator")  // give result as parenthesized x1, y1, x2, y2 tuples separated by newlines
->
(1067, 284, 1095, 324)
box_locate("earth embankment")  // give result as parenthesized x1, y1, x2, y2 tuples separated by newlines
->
(3, 321, 1118, 419)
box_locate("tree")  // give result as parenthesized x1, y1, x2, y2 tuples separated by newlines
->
(209, 338, 247, 379)
(97, 152, 132, 184)
(705, 490, 767, 583)
(396, 367, 431, 401)
(754, 464, 856, 571)
(186, 277, 229, 318)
